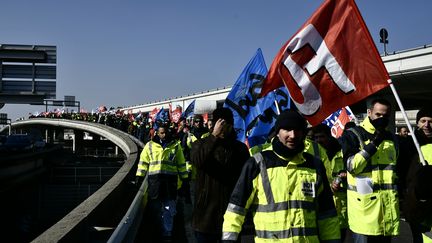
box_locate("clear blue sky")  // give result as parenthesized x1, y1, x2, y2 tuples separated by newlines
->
(1, 0, 431, 120)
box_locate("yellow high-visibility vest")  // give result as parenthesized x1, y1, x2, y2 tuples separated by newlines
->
(223, 147, 340, 242)
(345, 117, 399, 236)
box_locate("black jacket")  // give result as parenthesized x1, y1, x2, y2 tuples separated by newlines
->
(403, 130, 432, 226)
(190, 133, 249, 234)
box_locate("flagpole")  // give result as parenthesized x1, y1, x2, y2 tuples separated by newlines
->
(274, 100, 280, 115)
(388, 79, 426, 165)
(274, 91, 281, 115)
(346, 106, 359, 124)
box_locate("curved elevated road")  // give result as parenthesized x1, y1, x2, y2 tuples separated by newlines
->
(1, 118, 143, 242)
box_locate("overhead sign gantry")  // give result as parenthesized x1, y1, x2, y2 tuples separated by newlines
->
(0, 44, 57, 104)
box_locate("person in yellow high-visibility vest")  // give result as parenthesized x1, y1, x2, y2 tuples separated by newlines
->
(223, 110, 340, 242)
(136, 124, 188, 242)
(340, 98, 399, 242)
(312, 123, 348, 241)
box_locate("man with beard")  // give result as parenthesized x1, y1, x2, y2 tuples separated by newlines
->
(222, 110, 340, 242)
(190, 108, 249, 243)
(340, 98, 399, 242)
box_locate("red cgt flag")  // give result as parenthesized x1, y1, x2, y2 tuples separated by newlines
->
(261, 0, 390, 125)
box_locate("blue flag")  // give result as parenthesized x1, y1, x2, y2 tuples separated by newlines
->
(275, 86, 291, 111)
(155, 108, 169, 124)
(182, 100, 195, 119)
(248, 86, 291, 147)
(247, 86, 291, 147)
(223, 48, 273, 143)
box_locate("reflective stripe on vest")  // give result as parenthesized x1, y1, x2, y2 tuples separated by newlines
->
(423, 231, 432, 240)
(250, 200, 315, 212)
(227, 203, 247, 216)
(348, 128, 365, 149)
(148, 170, 179, 176)
(255, 227, 318, 239)
(149, 141, 154, 161)
(253, 153, 275, 204)
(347, 183, 397, 192)
(252, 153, 320, 212)
(147, 141, 181, 176)
(346, 127, 369, 173)
(149, 160, 177, 167)
(222, 232, 239, 241)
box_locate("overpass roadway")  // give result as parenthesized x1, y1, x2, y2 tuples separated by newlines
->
(1, 118, 144, 242)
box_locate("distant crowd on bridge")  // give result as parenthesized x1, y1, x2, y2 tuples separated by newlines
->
(27, 108, 204, 145)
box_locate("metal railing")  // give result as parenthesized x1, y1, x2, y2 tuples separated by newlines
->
(107, 175, 148, 243)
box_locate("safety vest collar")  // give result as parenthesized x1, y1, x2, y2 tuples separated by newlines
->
(361, 116, 376, 134)
(361, 116, 390, 135)
(272, 148, 306, 165)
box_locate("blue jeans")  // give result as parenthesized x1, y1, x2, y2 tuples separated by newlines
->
(161, 200, 177, 237)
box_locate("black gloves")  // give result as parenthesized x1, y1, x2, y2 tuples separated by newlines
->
(135, 176, 144, 187)
(371, 130, 386, 147)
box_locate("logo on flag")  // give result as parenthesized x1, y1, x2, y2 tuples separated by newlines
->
(247, 86, 291, 147)
(323, 106, 355, 138)
(261, 0, 390, 125)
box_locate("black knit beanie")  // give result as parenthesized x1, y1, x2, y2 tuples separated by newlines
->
(416, 108, 432, 123)
(212, 107, 234, 125)
(275, 110, 307, 132)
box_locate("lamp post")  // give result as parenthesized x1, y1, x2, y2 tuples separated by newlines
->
(380, 28, 389, 56)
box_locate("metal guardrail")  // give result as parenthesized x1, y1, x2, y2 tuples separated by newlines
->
(107, 175, 148, 243)
(1, 119, 149, 242)
(1, 119, 140, 242)
(105, 131, 147, 242)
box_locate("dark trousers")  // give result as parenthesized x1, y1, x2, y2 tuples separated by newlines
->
(409, 222, 429, 243)
(194, 231, 221, 243)
(352, 232, 392, 243)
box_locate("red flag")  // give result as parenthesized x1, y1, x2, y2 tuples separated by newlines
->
(171, 107, 182, 123)
(262, 0, 390, 125)
(150, 108, 159, 122)
(202, 113, 208, 124)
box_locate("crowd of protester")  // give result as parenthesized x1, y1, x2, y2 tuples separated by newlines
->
(28, 103, 432, 243)
(27, 109, 186, 145)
